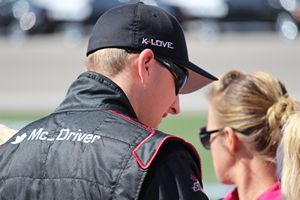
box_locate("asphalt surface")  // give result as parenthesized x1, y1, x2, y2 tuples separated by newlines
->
(1, 30, 300, 114)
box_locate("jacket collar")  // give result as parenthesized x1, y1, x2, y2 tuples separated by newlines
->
(55, 71, 137, 119)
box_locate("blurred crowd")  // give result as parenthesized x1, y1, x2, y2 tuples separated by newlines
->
(1, 0, 300, 40)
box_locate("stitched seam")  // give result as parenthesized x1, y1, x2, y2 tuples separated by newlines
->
(0, 176, 114, 190)
(111, 144, 134, 200)
(53, 108, 106, 115)
(132, 2, 140, 48)
(134, 168, 147, 200)
(40, 122, 65, 198)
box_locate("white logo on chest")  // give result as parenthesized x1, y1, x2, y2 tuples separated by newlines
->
(11, 128, 101, 144)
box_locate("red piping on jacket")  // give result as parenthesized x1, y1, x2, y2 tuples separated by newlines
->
(132, 129, 157, 169)
(133, 134, 195, 170)
(108, 109, 202, 177)
(108, 109, 152, 131)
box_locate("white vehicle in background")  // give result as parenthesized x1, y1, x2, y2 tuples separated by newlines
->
(157, 0, 228, 38)
(158, 0, 228, 20)
(31, 0, 91, 46)
(32, 0, 91, 23)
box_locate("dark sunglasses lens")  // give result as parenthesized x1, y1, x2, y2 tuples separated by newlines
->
(176, 70, 187, 94)
(200, 127, 210, 150)
(201, 134, 211, 150)
(156, 57, 187, 95)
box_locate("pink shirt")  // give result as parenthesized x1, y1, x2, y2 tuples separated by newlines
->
(223, 181, 281, 200)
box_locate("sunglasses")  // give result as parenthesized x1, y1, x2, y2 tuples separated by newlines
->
(199, 126, 224, 150)
(155, 56, 188, 95)
(124, 49, 188, 95)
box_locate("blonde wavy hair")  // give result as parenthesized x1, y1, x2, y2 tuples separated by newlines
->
(209, 70, 299, 162)
(85, 48, 131, 77)
(0, 124, 16, 145)
(281, 111, 300, 200)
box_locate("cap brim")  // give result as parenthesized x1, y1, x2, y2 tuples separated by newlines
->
(174, 60, 218, 94)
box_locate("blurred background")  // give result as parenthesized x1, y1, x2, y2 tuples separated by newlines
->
(1, 0, 300, 199)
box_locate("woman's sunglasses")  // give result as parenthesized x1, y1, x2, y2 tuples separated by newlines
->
(199, 126, 224, 150)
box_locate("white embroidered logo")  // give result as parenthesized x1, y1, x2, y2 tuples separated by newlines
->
(142, 37, 174, 49)
(11, 133, 27, 144)
(10, 128, 101, 144)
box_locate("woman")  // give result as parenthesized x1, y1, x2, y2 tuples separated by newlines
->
(280, 111, 300, 200)
(200, 70, 299, 199)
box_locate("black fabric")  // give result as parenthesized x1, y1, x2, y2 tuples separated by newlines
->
(139, 141, 209, 200)
(0, 71, 208, 200)
(55, 72, 136, 117)
(86, 2, 217, 94)
(87, 3, 188, 61)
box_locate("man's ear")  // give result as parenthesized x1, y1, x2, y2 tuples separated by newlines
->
(137, 49, 155, 84)
(223, 127, 239, 152)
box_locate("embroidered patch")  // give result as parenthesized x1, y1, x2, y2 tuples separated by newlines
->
(190, 175, 203, 192)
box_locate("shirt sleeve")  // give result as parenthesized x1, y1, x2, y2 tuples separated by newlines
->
(138, 141, 209, 200)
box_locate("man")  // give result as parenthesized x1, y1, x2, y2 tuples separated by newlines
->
(0, 2, 217, 200)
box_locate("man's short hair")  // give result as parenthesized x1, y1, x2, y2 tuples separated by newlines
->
(86, 48, 131, 77)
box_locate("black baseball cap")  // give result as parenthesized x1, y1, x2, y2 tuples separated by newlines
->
(87, 2, 217, 94)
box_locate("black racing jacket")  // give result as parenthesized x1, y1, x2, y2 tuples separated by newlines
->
(0, 71, 208, 200)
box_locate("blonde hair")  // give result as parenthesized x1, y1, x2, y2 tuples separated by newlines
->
(0, 124, 16, 145)
(85, 48, 131, 77)
(209, 70, 299, 161)
(281, 111, 300, 200)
